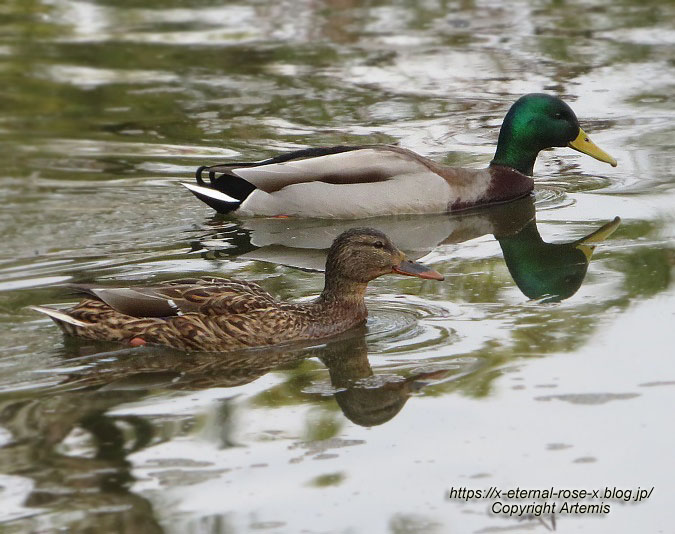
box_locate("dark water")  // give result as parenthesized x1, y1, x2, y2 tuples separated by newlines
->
(0, 1, 673, 532)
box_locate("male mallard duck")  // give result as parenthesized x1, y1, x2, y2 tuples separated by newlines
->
(31, 228, 443, 352)
(182, 93, 617, 218)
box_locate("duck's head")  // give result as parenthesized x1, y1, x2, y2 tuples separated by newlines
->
(325, 228, 444, 285)
(491, 93, 617, 176)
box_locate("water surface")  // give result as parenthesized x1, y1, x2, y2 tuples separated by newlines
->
(0, 0, 674, 532)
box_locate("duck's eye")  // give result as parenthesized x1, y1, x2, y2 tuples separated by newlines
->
(554, 112, 563, 119)
(373, 241, 385, 249)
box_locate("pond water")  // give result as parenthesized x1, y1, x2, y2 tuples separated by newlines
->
(0, 0, 674, 532)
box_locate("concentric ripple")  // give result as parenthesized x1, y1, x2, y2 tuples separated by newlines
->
(533, 186, 575, 210)
(365, 297, 458, 357)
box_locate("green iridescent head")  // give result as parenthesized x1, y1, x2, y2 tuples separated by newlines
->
(490, 93, 617, 176)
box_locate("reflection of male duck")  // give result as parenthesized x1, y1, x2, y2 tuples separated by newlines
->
(211, 195, 539, 269)
(499, 216, 620, 302)
(200, 196, 620, 302)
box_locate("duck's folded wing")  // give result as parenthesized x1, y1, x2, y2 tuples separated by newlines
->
(202, 145, 438, 193)
(71, 287, 189, 317)
(161, 276, 269, 297)
(72, 278, 276, 318)
(181, 285, 277, 315)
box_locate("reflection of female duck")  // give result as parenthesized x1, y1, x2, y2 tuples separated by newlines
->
(183, 94, 616, 218)
(54, 333, 450, 427)
(320, 336, 450, 427)
(0, 337, 449, 534)
(31, 228, 442, 351)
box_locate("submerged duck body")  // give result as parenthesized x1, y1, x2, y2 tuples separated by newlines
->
(183, 94, 617, 218)
(31, 228, 443, 352)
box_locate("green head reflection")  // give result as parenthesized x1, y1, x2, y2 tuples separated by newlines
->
(498, 217, 621, 302)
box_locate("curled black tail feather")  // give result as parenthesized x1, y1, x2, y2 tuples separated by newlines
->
(195, 162, 254, 204)
(195, 165, 209, 186)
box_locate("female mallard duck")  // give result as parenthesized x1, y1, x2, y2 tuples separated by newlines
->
(30, 228, 443, 352)
(182, 93, 617, 218)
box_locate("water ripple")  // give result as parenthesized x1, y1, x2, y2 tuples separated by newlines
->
(366, 298, 458, 356)
(533, 186, 574, 210)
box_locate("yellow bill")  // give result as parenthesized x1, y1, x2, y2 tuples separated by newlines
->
(575, 216, 621, 261)
(568, 128, 617, 167)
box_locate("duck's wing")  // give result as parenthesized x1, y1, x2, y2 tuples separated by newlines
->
(70, 277, 276, 318)
(209, 145, 437, 192)
(182, 145, 444, 214)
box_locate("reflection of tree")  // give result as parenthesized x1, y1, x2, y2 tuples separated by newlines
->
(614, 247, 673, 299)
(0, 390, 162, 533)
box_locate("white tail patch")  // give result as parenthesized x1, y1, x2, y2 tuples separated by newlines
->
(29, 306, 90, 327)
(180, 182, 239, 204)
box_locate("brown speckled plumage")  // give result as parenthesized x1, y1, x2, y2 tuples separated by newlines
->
(32, 228, 443, 352)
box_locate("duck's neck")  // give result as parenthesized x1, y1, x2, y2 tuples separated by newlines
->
(315, 276, 368, 322)
(490, 110, 541, 176)
(490, 138, 539, 176)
